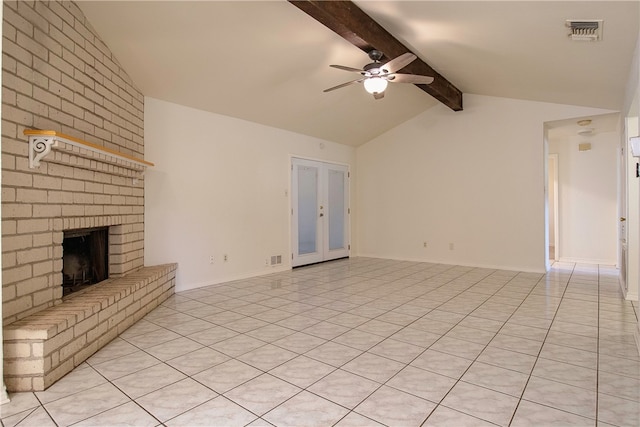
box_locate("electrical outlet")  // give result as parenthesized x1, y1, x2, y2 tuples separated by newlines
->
(209, 255, 214, 264)
(224, 254, 228, 262)
(423, 242, 427, 248)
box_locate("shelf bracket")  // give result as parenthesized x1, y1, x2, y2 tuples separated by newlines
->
(28, 135, 57, 168)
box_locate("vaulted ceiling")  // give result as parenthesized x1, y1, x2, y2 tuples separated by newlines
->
(78, 1, 639, 146)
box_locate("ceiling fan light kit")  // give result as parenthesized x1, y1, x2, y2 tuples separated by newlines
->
(324, 49, 434, 100)
(363, 77, 388, 94)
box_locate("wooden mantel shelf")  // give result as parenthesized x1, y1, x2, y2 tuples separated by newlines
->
(24, 130, 154, 170)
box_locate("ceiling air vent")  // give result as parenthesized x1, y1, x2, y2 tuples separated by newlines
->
(566, 20, 603, 41)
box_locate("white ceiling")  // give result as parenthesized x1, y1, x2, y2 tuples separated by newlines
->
(546, 112, 621, 142)
(77, 1, 639, 146)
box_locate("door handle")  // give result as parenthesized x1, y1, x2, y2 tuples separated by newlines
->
(620, 217, 626, 222)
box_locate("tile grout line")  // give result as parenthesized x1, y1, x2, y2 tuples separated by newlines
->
(327, 266, 491, 425)
(320, 266, 564, 425)
(260, 264, 470, 426)
(241, 264, 491, 426)
(132, 262, 462, 426)
(84, 305, 268, 426)
(412, 271, 533, 426)
(423, 268, 564, 426)
(303, 268, 521, 425)
(77, 361, 166, 427)
(504, 261, 578, 426)
(67, 264, 524, 424)
(5, 259, 636, 426)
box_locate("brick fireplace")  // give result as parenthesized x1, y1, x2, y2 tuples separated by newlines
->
(0, 129, 181, 392)
(2, 134, 149, 326)
(2, 1, 176, 391)
(2, 0, 150, 325)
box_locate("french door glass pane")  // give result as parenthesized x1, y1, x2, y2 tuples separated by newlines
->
(328, 169, 345, 251)
(298, 165, 318, 255)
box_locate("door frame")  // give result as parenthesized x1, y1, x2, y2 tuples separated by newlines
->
(290, 156, 351, 267)
(548, 153, 559, 262)
(622, 115, 640, 300)
(619, 124, 628, 292)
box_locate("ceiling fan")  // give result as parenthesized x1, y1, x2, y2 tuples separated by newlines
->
(324, 50, 434, 100)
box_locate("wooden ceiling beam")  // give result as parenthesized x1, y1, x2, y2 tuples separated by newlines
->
(288, 0, 463, 111)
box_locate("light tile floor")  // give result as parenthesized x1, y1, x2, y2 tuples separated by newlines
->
(1, 258, 639, 426)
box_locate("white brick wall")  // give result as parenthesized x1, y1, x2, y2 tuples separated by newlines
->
(2, 1, 147, 325)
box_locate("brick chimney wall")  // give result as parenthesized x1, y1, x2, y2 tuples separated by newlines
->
(2, 0, 146, 325)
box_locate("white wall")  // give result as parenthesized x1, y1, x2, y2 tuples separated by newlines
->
(549, 132, 618, 264)
(627, 116, 640, 301)
(356, 94, 614, 273)
(623, 34, 640, 304)
(623, 32, 640, 354)
(144, 97, 356, 291)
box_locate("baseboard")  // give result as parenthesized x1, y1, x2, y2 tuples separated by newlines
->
(635, 321, 640, 356)
(354, 253, 546, 274)
(558, 257, 617, 265)
(176, 264, 291, 292)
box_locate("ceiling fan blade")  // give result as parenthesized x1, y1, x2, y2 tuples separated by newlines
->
(323, 78, 364, 92)
(373, 91, 385, 100)
(381, 52, 416, 73)
(388, 73, 434, 85)
(330, 64, 364, 73)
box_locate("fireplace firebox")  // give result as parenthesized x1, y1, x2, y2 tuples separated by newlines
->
(62, 227, 109, 296)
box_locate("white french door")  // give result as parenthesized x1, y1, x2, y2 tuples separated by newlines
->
(292, 158, 350, 267)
